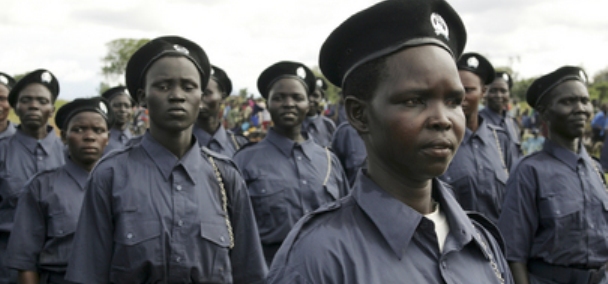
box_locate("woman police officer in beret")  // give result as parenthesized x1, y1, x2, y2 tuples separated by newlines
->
(65, 36, 266, 284)
(267, 0, 513, 283)
(6, 97, 112, 284)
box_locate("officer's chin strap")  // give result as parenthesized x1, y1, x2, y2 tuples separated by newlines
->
(207, 154, 235, 249)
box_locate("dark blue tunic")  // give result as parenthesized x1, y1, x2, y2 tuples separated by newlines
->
(302, 115, 336, 148)
(331, 122, 366, 186)
(233, 128, 349, 265)
(193, 125, 248, 157)
(268, 171, 513, 284)
(65, 133, 267, 284)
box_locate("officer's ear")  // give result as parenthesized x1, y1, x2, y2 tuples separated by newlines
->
(346, 96, 369, 134)
(137, 89, 146, 108)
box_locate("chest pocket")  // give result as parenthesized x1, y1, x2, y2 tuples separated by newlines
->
(47, 211, 77, 238)
(0, 172, 25, 207)
(538, 193, 584, 231)
(247, 177, 287, 237)
(111, 210, 161, 271)
(197, 222, 232, 283)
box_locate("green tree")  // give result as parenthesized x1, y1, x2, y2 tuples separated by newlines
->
(511, 77, 537, 103)
(593, 67, 608, 84)
(100, 38, 150, 91)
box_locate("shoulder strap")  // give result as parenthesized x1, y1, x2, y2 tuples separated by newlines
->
(203, 152, 235, 249)
(491, 128, 509, 177)
(229, 132, 240, 151)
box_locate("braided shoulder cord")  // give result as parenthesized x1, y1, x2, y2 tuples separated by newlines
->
(476, 231, 506, 284)
(491, 128, 509, 177)
(230, 133, 240, 151)
(206, 154, 235, 249)
(323, 147, 332, 186)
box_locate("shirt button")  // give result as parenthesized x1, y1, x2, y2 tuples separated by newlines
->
(58, 230, 63, 234)
(126, 233, 133, 239)
(37, 156, 43, 161)
(473, 144, 478, 149)
(297, 156, 302, 161)
(176, 256, 181, 263)
(220, 236, 225, 242)
(302, 180, 307, 185)
(261, 189, 266, 193)
(177, 220, 184, 227)
(176, 185, 182, 191)
(441, 261, 447, 269)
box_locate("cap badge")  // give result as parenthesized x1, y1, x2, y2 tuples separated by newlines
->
(316, 79, 323, 88)
(430, 13, 449, 40)
(296, 67, 307, 79)
(41, 72, 52, 83)
(211, 68, 215, 75)
(502, 73, 510, 82)
(173, 44, 189, 55)
(579, 70, 587, 83)
(99, 101, 108, 114)
(0, 75, 7, 85)
(467, 57, 479, 69)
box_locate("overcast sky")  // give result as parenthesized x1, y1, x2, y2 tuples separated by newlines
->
(1, 0, 607, 101)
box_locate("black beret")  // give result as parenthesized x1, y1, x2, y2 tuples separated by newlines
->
(210, 65, 232, 97)
(0, 73, 16, 90)
(55, 97, 113, 130)
(9, 69, 59, 108)
(101, 86, 133, 103)
(457, 52, 495, 85)
(526, 66, 588, 109)
(319, 0, 467, 87)
(494, 71, 513, 89)
(257, 61, 316, 100)
(125, 36, 211, 104)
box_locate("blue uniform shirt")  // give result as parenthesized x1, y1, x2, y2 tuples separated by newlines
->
(0, 126, 65, 233)
(302, 115, 336, 148)
(193, 125, 248, 157)
(65, 133, 267, 284)
(233, 128, 349, 264)
(0, 122, 16, 141)
(441, 117, 512, 223)
(331, 122, 366, 186)
(499, 139, 608, 268)
(268, 171, 513, 284)
(6, 158, 88, 276)
(480, 107, 521, 145)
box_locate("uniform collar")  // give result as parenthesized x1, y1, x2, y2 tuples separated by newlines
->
(64, 158, 90, 190)
(543, 139, 588, 171)
(110, 127, 133, 140)
(480, 107, 504, 125)
(303, 115, 323, 130)
(463, 116, 492, 145)
(14, 125, 60, 154)
(352, 171, 477, 259)
(0, 121, 16, 140)
(193, 124, 229, 150)
(140, 132, 202, 184)
(265, 128, 315, 160)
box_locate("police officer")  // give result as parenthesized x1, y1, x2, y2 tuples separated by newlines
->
(6, 97, 112, 284)
(302, 77, 336, 147)
(0, 69, 65, 284)
(194, 65, 248, 157)
(267, 1, 513, 283)
(233, 61, 349, 265)
(331, 120, 367, 186)
(498, 66, 608, 284)
(0, 73, 17, 141)
(481, 71, 522, 146)
(440, 52, 515, 223)
(65, 36, 266, 284)
(101, 86, 134, 153)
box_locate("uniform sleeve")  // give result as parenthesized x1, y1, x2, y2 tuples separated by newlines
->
(65, 167, 114, 284)
(224, 164, 267, 284)
(5, 177, 46, 271)
(497, 163, 539, 262)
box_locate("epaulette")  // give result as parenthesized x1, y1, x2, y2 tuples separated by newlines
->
(466, 211, 505, 254)
(486, 123, 507, 133)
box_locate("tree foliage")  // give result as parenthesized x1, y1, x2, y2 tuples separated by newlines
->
(101, 38, 150, 85)
(310, 66, 341, 104)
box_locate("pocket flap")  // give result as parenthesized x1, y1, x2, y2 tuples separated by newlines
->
(47, 212, 77, 237)
(200, 222, 230, 248)
(114, 219, 161, 246)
